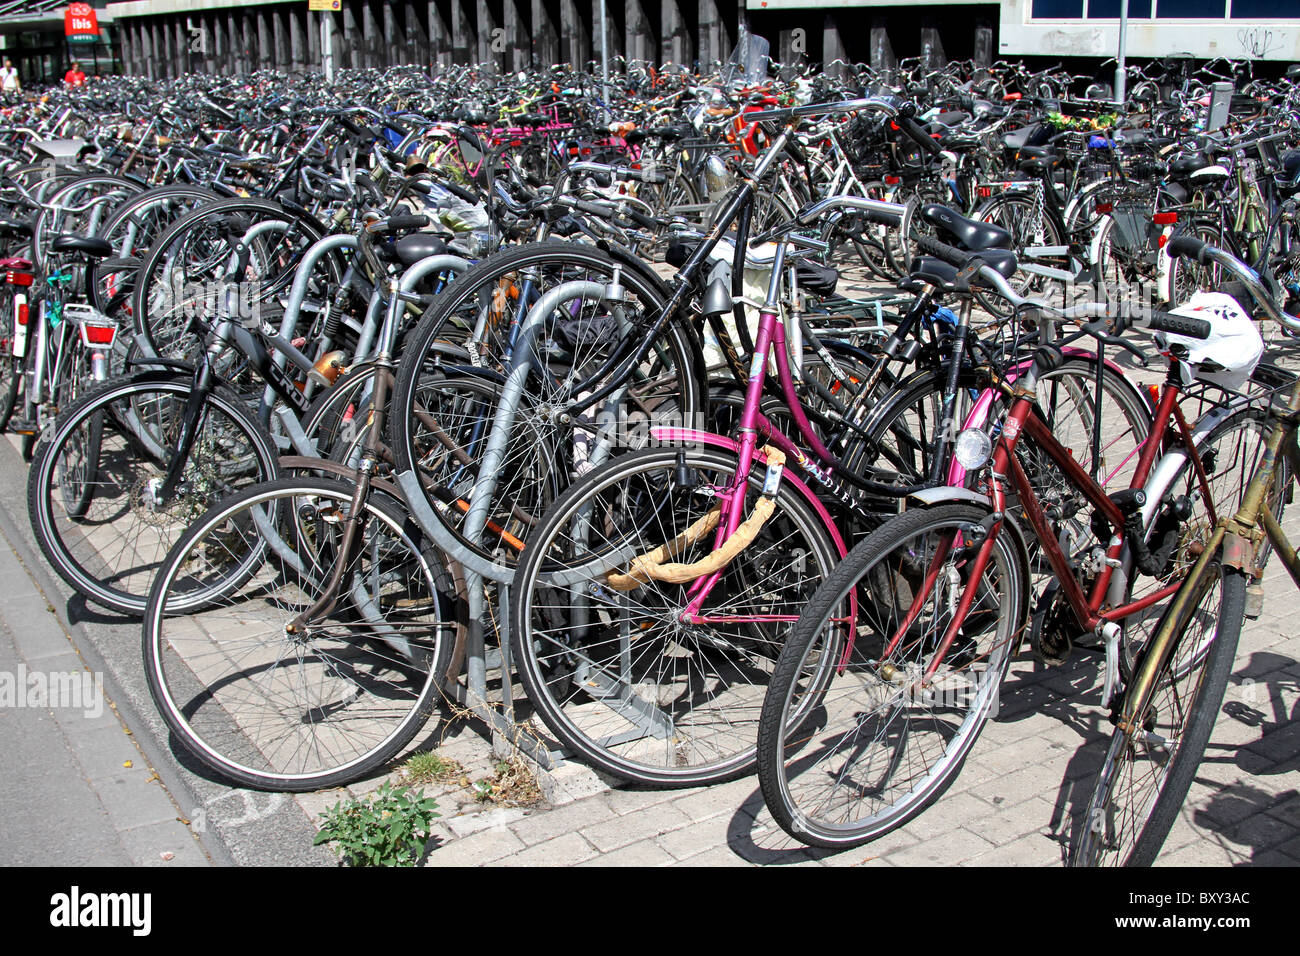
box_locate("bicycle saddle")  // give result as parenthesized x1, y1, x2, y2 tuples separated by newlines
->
(377, 233, 449, 267)
(920, 204, 1012, 252)
(50, 235, 113, 258)
(900, 248, 1018, 293)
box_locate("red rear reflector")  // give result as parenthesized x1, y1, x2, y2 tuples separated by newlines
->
(82, 323, 116, 346)
(978, 186, 992, 198)
(1153, 211, 1178, 225)
(1095, 201, 1113, 214)
(1158, 234, 1169, 249)
(16, 303, 28, 326)
(4, 271, 32, 286)
(885, 175, 900, 185)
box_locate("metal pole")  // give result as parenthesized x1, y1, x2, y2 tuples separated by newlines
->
(1115, 0, 1129, 106)
(599, 0, 610, 122)
(321, 12, 335, 81)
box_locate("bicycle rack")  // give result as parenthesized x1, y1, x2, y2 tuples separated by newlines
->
(396, 275, 630, 769)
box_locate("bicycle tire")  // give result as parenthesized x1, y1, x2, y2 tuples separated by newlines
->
(391, 240, 705, 567)
(510, 443, 843, 786)
(143, 475, 457, 791)
(27, 370, 281, 615)
(1070, 562, 1245, 866)
(758, 502, 1026, 848)
(129, 197, 335, 361)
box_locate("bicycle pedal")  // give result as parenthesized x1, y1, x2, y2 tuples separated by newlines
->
(7, 419, 36, 435)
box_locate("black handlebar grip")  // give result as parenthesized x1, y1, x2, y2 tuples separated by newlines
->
(900, 116, 945, 156)
(1166, 234, 1209, 263)
(434, 179, 480, 205)
(1145, 310, 1213, 340)
(914, 234, 973, 268)
(386, 214, 431, 232)
(336, 114, 366, 138)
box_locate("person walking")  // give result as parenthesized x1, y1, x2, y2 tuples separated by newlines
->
(0, 59, 19, 93)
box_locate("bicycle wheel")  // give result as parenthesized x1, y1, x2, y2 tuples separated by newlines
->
(510, 444, 843, 786)
(853, 357, 1153, 499)
(130, 198, 334, 361)
(758, 502, 1026, 848)
(1070, 562, 1245, 866)
(1116, 399, 1289, 675)
(391, 240, 704, 567)
(143, 476, 457, 791)
(27, 371, 280, 615)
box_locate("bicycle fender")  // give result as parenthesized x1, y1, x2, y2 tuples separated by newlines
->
(905, 485, 1033, 640)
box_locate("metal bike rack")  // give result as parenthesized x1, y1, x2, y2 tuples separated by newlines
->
(396, 275, 632, 767)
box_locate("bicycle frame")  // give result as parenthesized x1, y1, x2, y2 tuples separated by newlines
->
(898, 353, 1215, 682)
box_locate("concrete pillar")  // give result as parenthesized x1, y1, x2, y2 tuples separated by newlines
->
(450, 0, 475, 67)
(201, 13, 216, 74)
(822, 11, 845, 76)
(176, 17, 188, 74)
(140, 23, 153, 78)
(254, 10, 269, 70)
(382, 2, 401, 65)
(698, 0, 723, 68)
(660, 0, 691, 70)
(429, 1, 452, 67)
(289, 8, 306, 72)
(308, 6, 322, 68)
(361, 1, 381, 69)
(224, 12, 238, 73)
(624, 0, 653, 68)
(406, 2, 429, 68)
(531, 0, 558, 68)
(920, 21, 945, 70)
(870, 15, 895, 75)
(161, 18, 175, 77)
(974, 18, 993, 68)
(475, 0, 499, 71)
(503, 0, 529, 72)
(272, 8, 288, 69)
(340, 2, 358, 69)
(560, 0, 590, 68)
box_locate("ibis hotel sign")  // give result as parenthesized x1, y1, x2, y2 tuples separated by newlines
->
(65, 3, 101, 44)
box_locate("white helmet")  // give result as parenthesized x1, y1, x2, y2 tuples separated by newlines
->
(1166, 292, 1264, 391)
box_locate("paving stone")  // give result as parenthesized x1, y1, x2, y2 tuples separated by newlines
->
(499, 831, 599, 866)
(580, 799, 695, 853)
(579, 837, 676, 867)
(424, 825, 526, 866)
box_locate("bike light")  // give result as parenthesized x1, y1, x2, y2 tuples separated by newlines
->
(954, 428, 993, 470)
(1095, 201, 1113, 214)
(16, 302, 28, 326)
(1152, 211, 1178, 225)
(79, 321, 117, 348)
(4, 271, 32, 286)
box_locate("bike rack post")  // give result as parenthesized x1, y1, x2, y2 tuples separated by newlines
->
(396, 276, 626, 767)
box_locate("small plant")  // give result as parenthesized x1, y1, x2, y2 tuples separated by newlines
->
(313, 782, 440, 867)
(400, 750, 464, 786)
(470, 757, 544, 807)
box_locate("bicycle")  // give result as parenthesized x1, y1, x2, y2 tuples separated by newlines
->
(754, 232, 1274, 848)
(1071, 234, 1300, 866)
